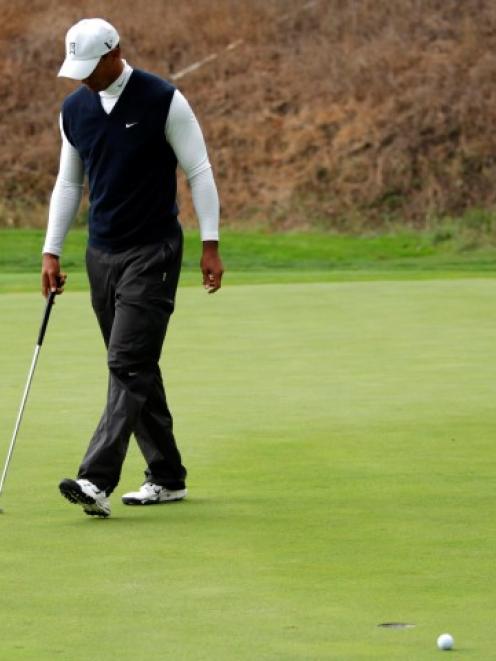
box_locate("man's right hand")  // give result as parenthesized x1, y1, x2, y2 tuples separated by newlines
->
(41, 253, 67, 298)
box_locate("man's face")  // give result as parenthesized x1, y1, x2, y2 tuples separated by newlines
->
(82, 50, 120, 92)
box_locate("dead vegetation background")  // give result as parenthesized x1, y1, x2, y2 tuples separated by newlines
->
(1, 0, 496, 230)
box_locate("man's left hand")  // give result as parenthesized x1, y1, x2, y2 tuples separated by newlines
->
(200, 241, 224, 294)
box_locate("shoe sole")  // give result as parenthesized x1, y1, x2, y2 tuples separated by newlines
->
(122, 489, 187, 506)
(59, 479, 110, 518)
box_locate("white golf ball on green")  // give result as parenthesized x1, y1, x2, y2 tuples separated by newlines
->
(437, 633, 454, 650)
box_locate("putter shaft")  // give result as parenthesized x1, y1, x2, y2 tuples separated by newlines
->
(0, 292, 56, 501)
(0, 346, 41, 495)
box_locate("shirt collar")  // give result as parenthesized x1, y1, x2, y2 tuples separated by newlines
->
(100, 60, 133, 98)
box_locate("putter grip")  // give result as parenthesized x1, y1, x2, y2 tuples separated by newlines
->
(37, 291, 56, 346)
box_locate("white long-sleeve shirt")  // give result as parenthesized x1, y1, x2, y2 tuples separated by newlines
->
(43, 61, 219, 256)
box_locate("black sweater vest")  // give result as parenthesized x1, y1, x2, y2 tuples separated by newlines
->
(62, 69, 180, 252)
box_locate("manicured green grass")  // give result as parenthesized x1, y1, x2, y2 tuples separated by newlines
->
(1, 279, 495, 659)
(1, 228, 496, 282)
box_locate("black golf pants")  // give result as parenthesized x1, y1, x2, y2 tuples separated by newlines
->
(78, 234, 187, 495)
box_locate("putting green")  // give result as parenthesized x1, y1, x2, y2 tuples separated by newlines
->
(0, 279, 495, 659)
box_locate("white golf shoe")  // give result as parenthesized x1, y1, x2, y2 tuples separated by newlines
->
(121, 482, 187, 505)
(59, 478, 111, 518)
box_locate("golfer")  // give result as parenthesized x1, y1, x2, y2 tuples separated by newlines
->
(41, 18, 223, 517)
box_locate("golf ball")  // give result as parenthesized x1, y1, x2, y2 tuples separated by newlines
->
(437, 633, 454, 650)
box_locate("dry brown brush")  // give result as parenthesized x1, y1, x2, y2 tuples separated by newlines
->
(1, 0, 496, 230)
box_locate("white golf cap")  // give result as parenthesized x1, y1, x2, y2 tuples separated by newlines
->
(58, 18, 120, 80)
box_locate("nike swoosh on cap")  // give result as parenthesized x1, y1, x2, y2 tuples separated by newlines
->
(125, 122, 138, 128)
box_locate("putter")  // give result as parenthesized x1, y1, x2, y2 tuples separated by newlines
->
(0, 291, 57, 512)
